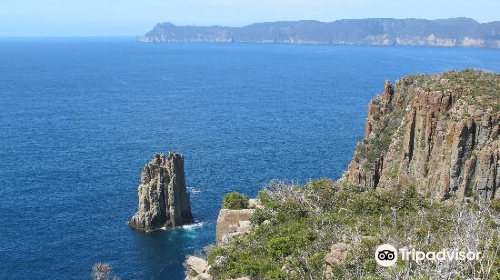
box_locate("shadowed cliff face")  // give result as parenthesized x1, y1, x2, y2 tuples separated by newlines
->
(347, 70, 499, 202)
(129, 152, 193, 231)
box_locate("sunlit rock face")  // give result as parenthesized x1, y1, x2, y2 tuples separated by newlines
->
(129, 152, 193, 231)
(347, 70, 499, 203)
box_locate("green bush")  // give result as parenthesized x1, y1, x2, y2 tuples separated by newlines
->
(491, 199, 500, 212)
(275, 199, 308, 221)
(264, 269, 286, 280)
(250, 208, 272, 225)
(222, 191, 249, 210)
(267, 236, 295, 258)
(465, 188, 474, 197)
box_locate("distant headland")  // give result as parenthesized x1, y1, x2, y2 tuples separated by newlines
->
(139, 17, 500, 48)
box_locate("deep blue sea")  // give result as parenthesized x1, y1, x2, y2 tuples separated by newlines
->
(1, 38, 499, 280)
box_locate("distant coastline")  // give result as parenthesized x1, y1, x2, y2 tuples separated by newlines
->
(139, 17, 500, 48)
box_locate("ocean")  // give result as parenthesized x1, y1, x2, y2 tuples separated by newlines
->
(1, 38, 499, 280)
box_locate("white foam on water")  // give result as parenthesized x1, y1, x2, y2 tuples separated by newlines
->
(157, 221, 203, 231)
(182, 221, 204, 230)
(187, 187, 201, 194)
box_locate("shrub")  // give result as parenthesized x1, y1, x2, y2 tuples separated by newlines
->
(464, 188, 474, 197)
(276, 199, 308, 221)
(223, 191, 249, 210)
(250, 208, 272, 225)
(491, 199, 500, 212)
(264, 269, 287, 280)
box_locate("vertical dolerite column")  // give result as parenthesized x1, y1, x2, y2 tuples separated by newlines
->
(129, 152, 193, 231)
(345, 71, 500, 203)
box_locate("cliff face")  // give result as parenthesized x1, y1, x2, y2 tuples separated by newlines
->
(129, 152, 193, 231)
(140, 18, 500, 48)
(347, 70, 500, 202)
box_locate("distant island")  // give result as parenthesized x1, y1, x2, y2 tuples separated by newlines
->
(139, 17, 500, 48)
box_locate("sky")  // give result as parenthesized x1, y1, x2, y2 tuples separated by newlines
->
(0, 0, 499, 36)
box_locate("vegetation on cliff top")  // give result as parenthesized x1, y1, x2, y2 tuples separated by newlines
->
(206, 180, 500, 280)
(403, 69, 500, 113)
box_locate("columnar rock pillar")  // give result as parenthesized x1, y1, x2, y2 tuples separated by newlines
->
(129, 152, 193, 231)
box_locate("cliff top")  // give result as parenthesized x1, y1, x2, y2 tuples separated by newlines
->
(399, 69, 500, 113)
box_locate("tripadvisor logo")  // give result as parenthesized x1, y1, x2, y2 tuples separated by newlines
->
(375, 244, 398, 267)
(375, 244, 482, 267)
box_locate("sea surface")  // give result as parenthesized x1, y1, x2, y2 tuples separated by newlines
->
(1, 38, 499, 280)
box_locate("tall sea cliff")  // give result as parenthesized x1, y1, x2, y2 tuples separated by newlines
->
(347, 70, 499, 202)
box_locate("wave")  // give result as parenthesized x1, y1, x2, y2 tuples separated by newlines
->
(158, 221, 204, 231)
(182, 221, 204, 230)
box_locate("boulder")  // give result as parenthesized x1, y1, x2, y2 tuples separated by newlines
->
(248, 199, 263, 209)
(324, 242, 351, 265)
(324, 242, 351, 278)
(186, 256, 208, 275)
(184, 256, 211, 280)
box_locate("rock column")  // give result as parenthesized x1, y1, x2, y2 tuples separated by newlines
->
(129, 152, 193, 231)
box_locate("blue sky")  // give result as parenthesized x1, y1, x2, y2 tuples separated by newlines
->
(0, 0, 499, 36)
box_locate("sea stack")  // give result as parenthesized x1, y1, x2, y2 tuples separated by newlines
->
(129, 152, 193, 231)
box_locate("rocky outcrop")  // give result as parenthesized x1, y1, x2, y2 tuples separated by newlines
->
(347, 70, 499, 202)
(184, 256, 212, 280)
(324, 243, 352, 278)
(215, 209, 254, 244)
(184, 256, 252, 280)
(215, 198, 262, 244)
(129, 152, 193, 231)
